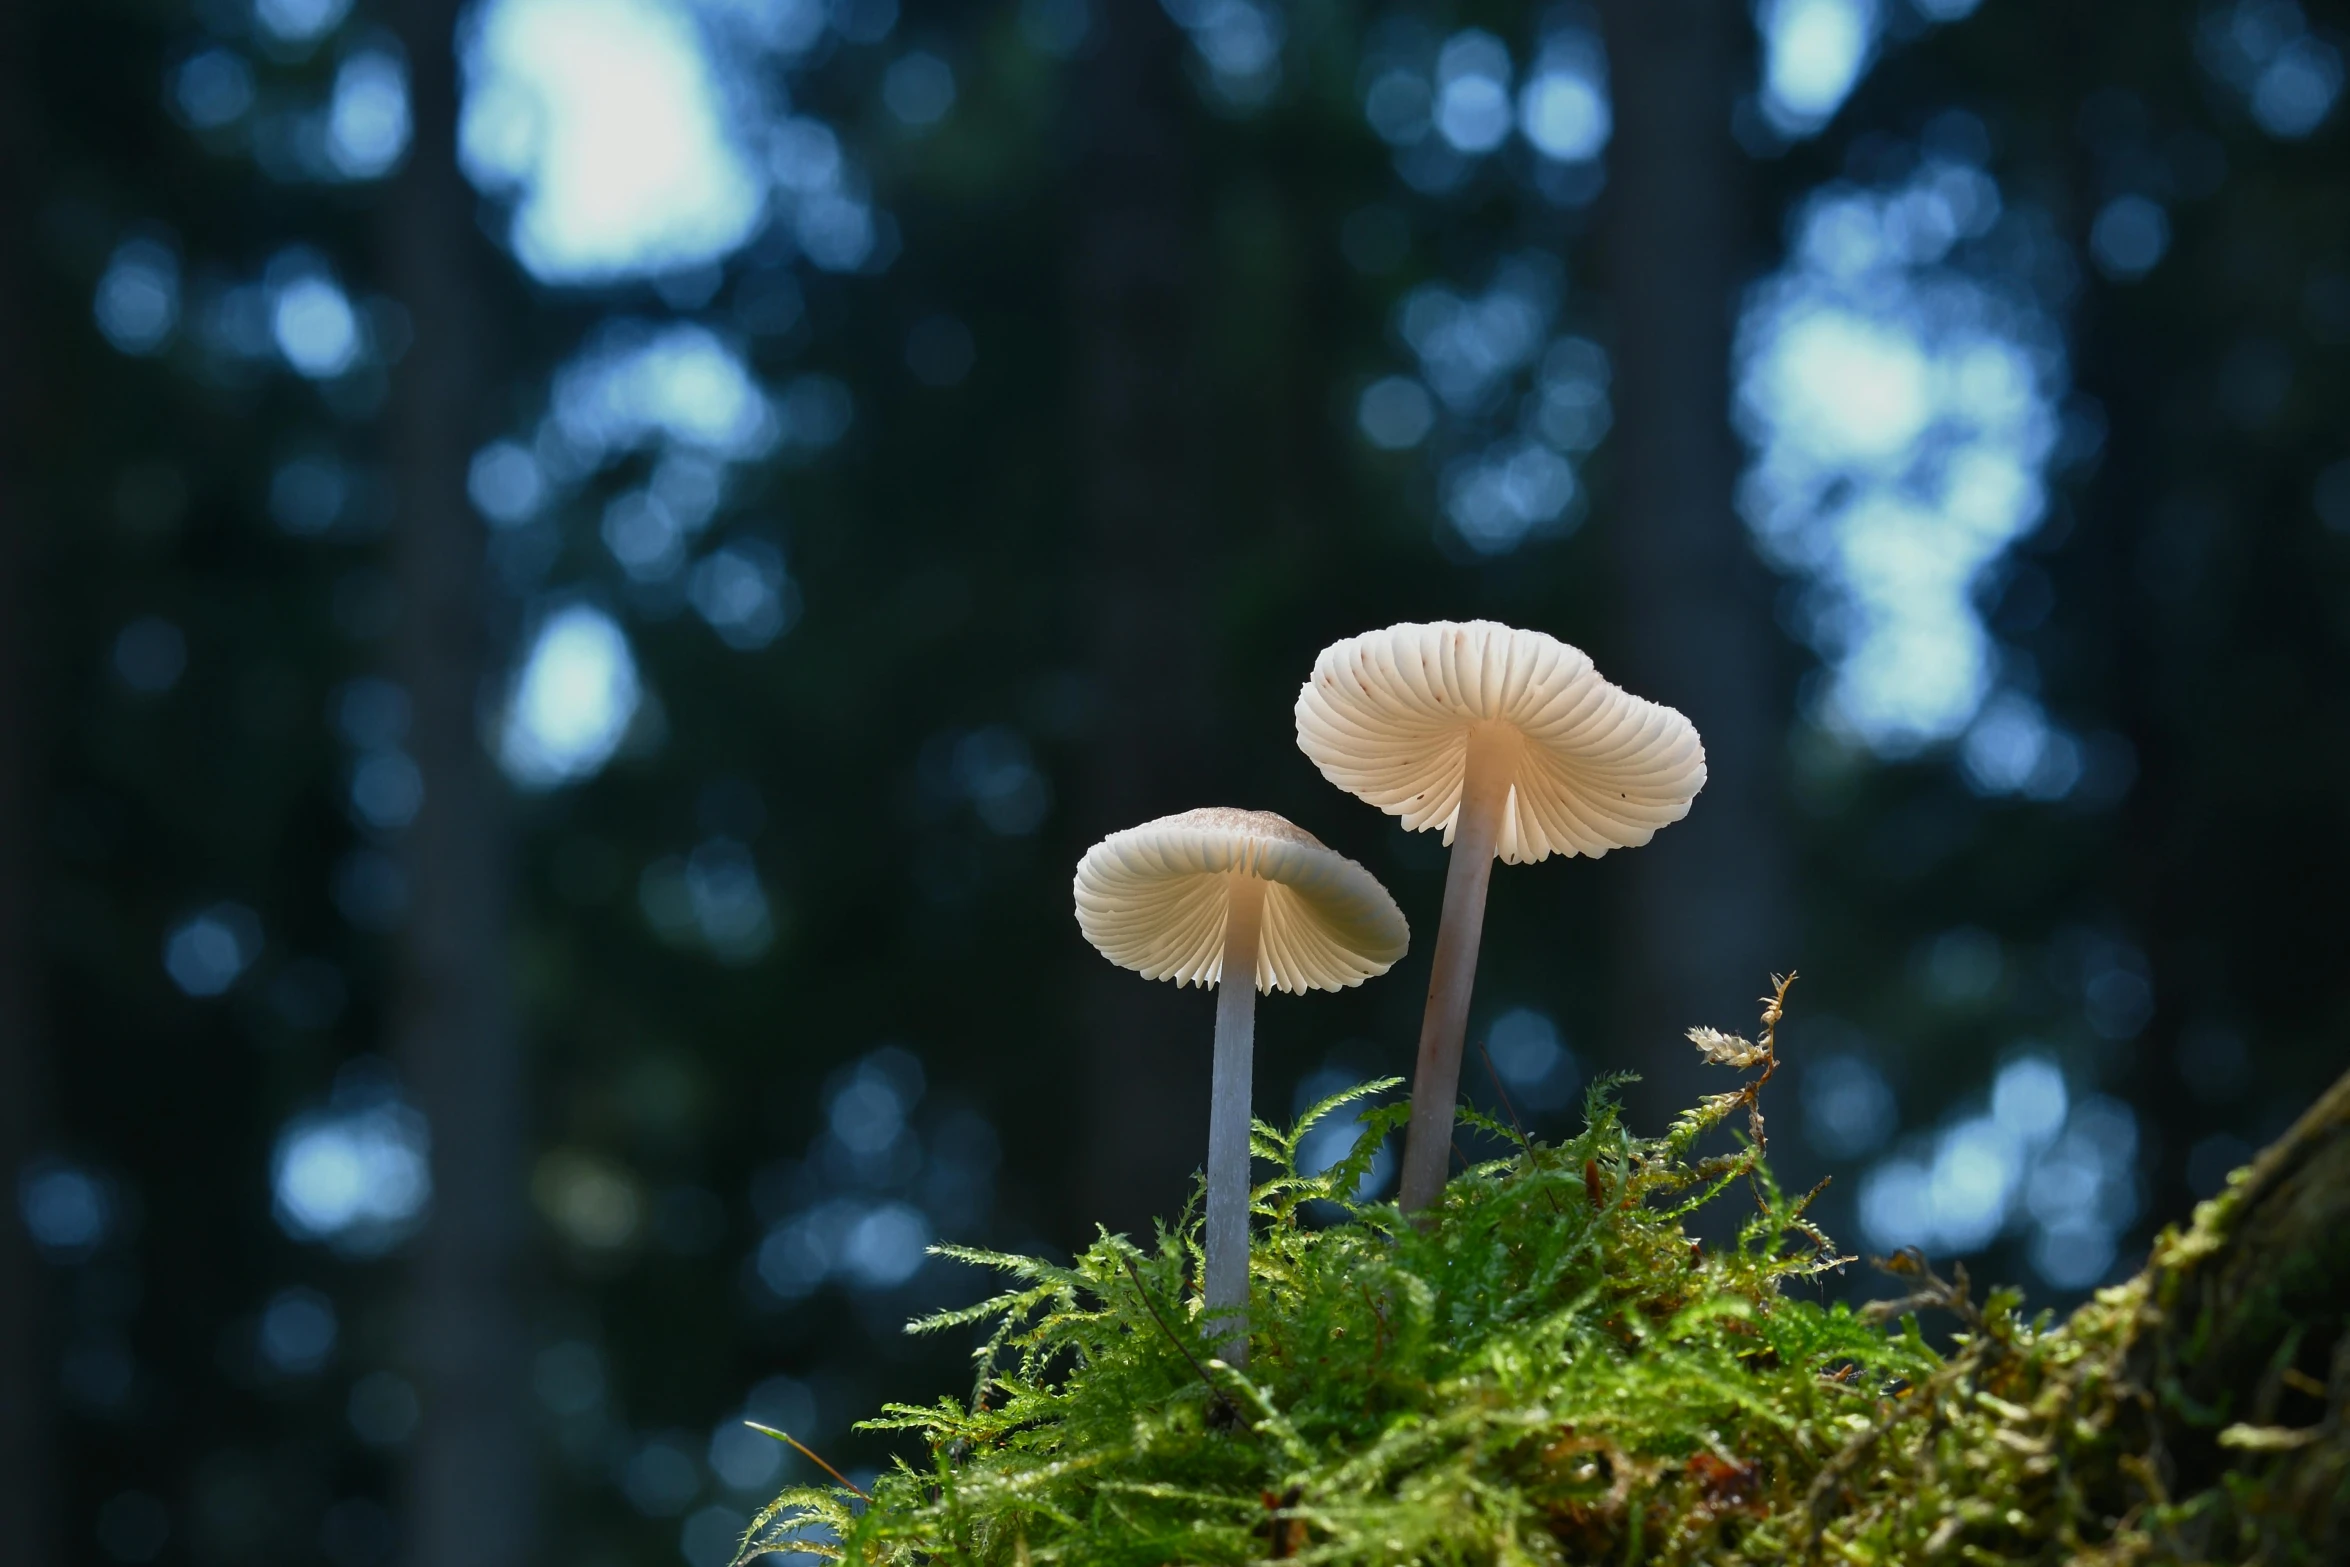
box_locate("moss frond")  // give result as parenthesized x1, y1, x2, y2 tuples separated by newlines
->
(739, 987, 2346, 1565)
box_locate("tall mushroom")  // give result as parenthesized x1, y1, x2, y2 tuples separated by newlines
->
(1295, 621, 1705, 1214)
(1075, 808, 1408, 1361)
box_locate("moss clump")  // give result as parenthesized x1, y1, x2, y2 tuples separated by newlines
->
(743, 986, 2349, 1564)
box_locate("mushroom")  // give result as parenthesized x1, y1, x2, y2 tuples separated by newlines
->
(1294, 621, 1705, 1214)
(1075, 807, 1409, 1360)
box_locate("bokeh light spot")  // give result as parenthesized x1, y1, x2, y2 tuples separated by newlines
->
(882, 51, 956, 127)
(164, 903, 262, 997)
(19, 1161, 112, 1260)
(258, 1287, 339, 1375)
(1356, 376, 1434, 450)
(94, 240, 181, 356)
(255, 0, 353, 45)
(500, 605, 644, 790)
(467, 440, 546, 526)
(689, 540, 799, 650)
(1736, 153, 2066, 756)
(1482, 1008, 1579, 1112)
(272, 1087, 431, 1253)
(461, 0, 766, 281)
(172, 49, 256, 129)
(1759, 0, 1876, 134)
(271, 270, 362, 379)
(2089, 195, 2169, 281)
(328, 50, 412, 179)
(1433, 31, 1513, 154)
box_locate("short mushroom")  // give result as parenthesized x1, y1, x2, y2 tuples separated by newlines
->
(1075, 807, 1409, 1361)
(1294, 621, 1705, 1214)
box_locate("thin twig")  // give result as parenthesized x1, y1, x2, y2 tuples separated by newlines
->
(1748, 971, 1797, 1152)
(746, 1422, 870, 1500)
(1479, 1043, 1528, 1139)
(1121, 1255, 1237, 1417)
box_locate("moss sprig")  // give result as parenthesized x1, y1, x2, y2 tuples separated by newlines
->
(737, 982, 2348, 1564)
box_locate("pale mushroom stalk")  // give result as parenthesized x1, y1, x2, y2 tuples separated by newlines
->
(1074, 809, 1409, 1368)
(1205, 874, 1266, 1363)
(1295, 622, 1707, 1219)
(1396, 723, 1515, 1214)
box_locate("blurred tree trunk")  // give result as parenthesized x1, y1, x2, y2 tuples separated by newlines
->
(0, 5, 57, 1556)
(379, 2, 534, 1563)
(1071, 1, 1217, 1238)
(1596, 1, 1790, 1103)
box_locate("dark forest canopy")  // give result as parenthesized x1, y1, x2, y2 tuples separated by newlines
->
(2, 0, 2347, 1563)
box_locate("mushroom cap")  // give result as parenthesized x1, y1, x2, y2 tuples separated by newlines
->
(1294, 620, 1706, 865)
(1074, 807, 1409, 993)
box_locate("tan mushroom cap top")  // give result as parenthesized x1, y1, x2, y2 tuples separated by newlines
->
(1294, 620, 1706, 865)
(1074, 808, 1409, 994)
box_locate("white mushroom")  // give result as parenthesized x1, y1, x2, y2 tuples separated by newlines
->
(1294, 621, 1705, 1213)
(1075, 807, 1409, 1360)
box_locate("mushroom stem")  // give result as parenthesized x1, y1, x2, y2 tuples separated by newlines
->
(1397, 725, 1515, 1214)
(1206, 873, 1266, 1364)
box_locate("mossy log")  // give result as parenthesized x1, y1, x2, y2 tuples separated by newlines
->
(2157, 1066, 2350, 1524)
(746, 1055, 2350, 1566)
(1809, 1064, 2350, 1562)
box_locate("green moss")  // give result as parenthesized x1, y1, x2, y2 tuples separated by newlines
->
(742, 987, 2344, 1564)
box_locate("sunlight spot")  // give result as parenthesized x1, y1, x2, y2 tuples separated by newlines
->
(164, 904, 262, 997)
(19, 1162, 112, 1260)
(1736, 153, 2065, 756)
(553, 323, 778, 463)
(1801, 1052, 1895, 1157)
(1759, 0, 1876, 134)
(468, 440, 546, 526)
(690, 539, 800, 649)
(268, 259, 362, 378)
(1356, 376, 1434, 450)
(500, 605, 643, 789)
(2200, 2, 2342, 139)
(328, 50, 412, 178)
(255, 0, 353, 45)
(172, 49, 256, 129)
(2088, 195, 2168, 281)
(1483, 1008, 1579, 1112)
(94, 240, 180, 356)
(1162, 0, 1285, 109)
(1517, 33, 1609, 163)
(1859, 1063, 2136, 1291)
(460, 0, 765, 280)
(1433, 31, 1513, 154)
(273, 1075, 431, 1254)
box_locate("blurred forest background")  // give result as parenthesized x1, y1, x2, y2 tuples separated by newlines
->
(3, 0, 2347, 1561)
